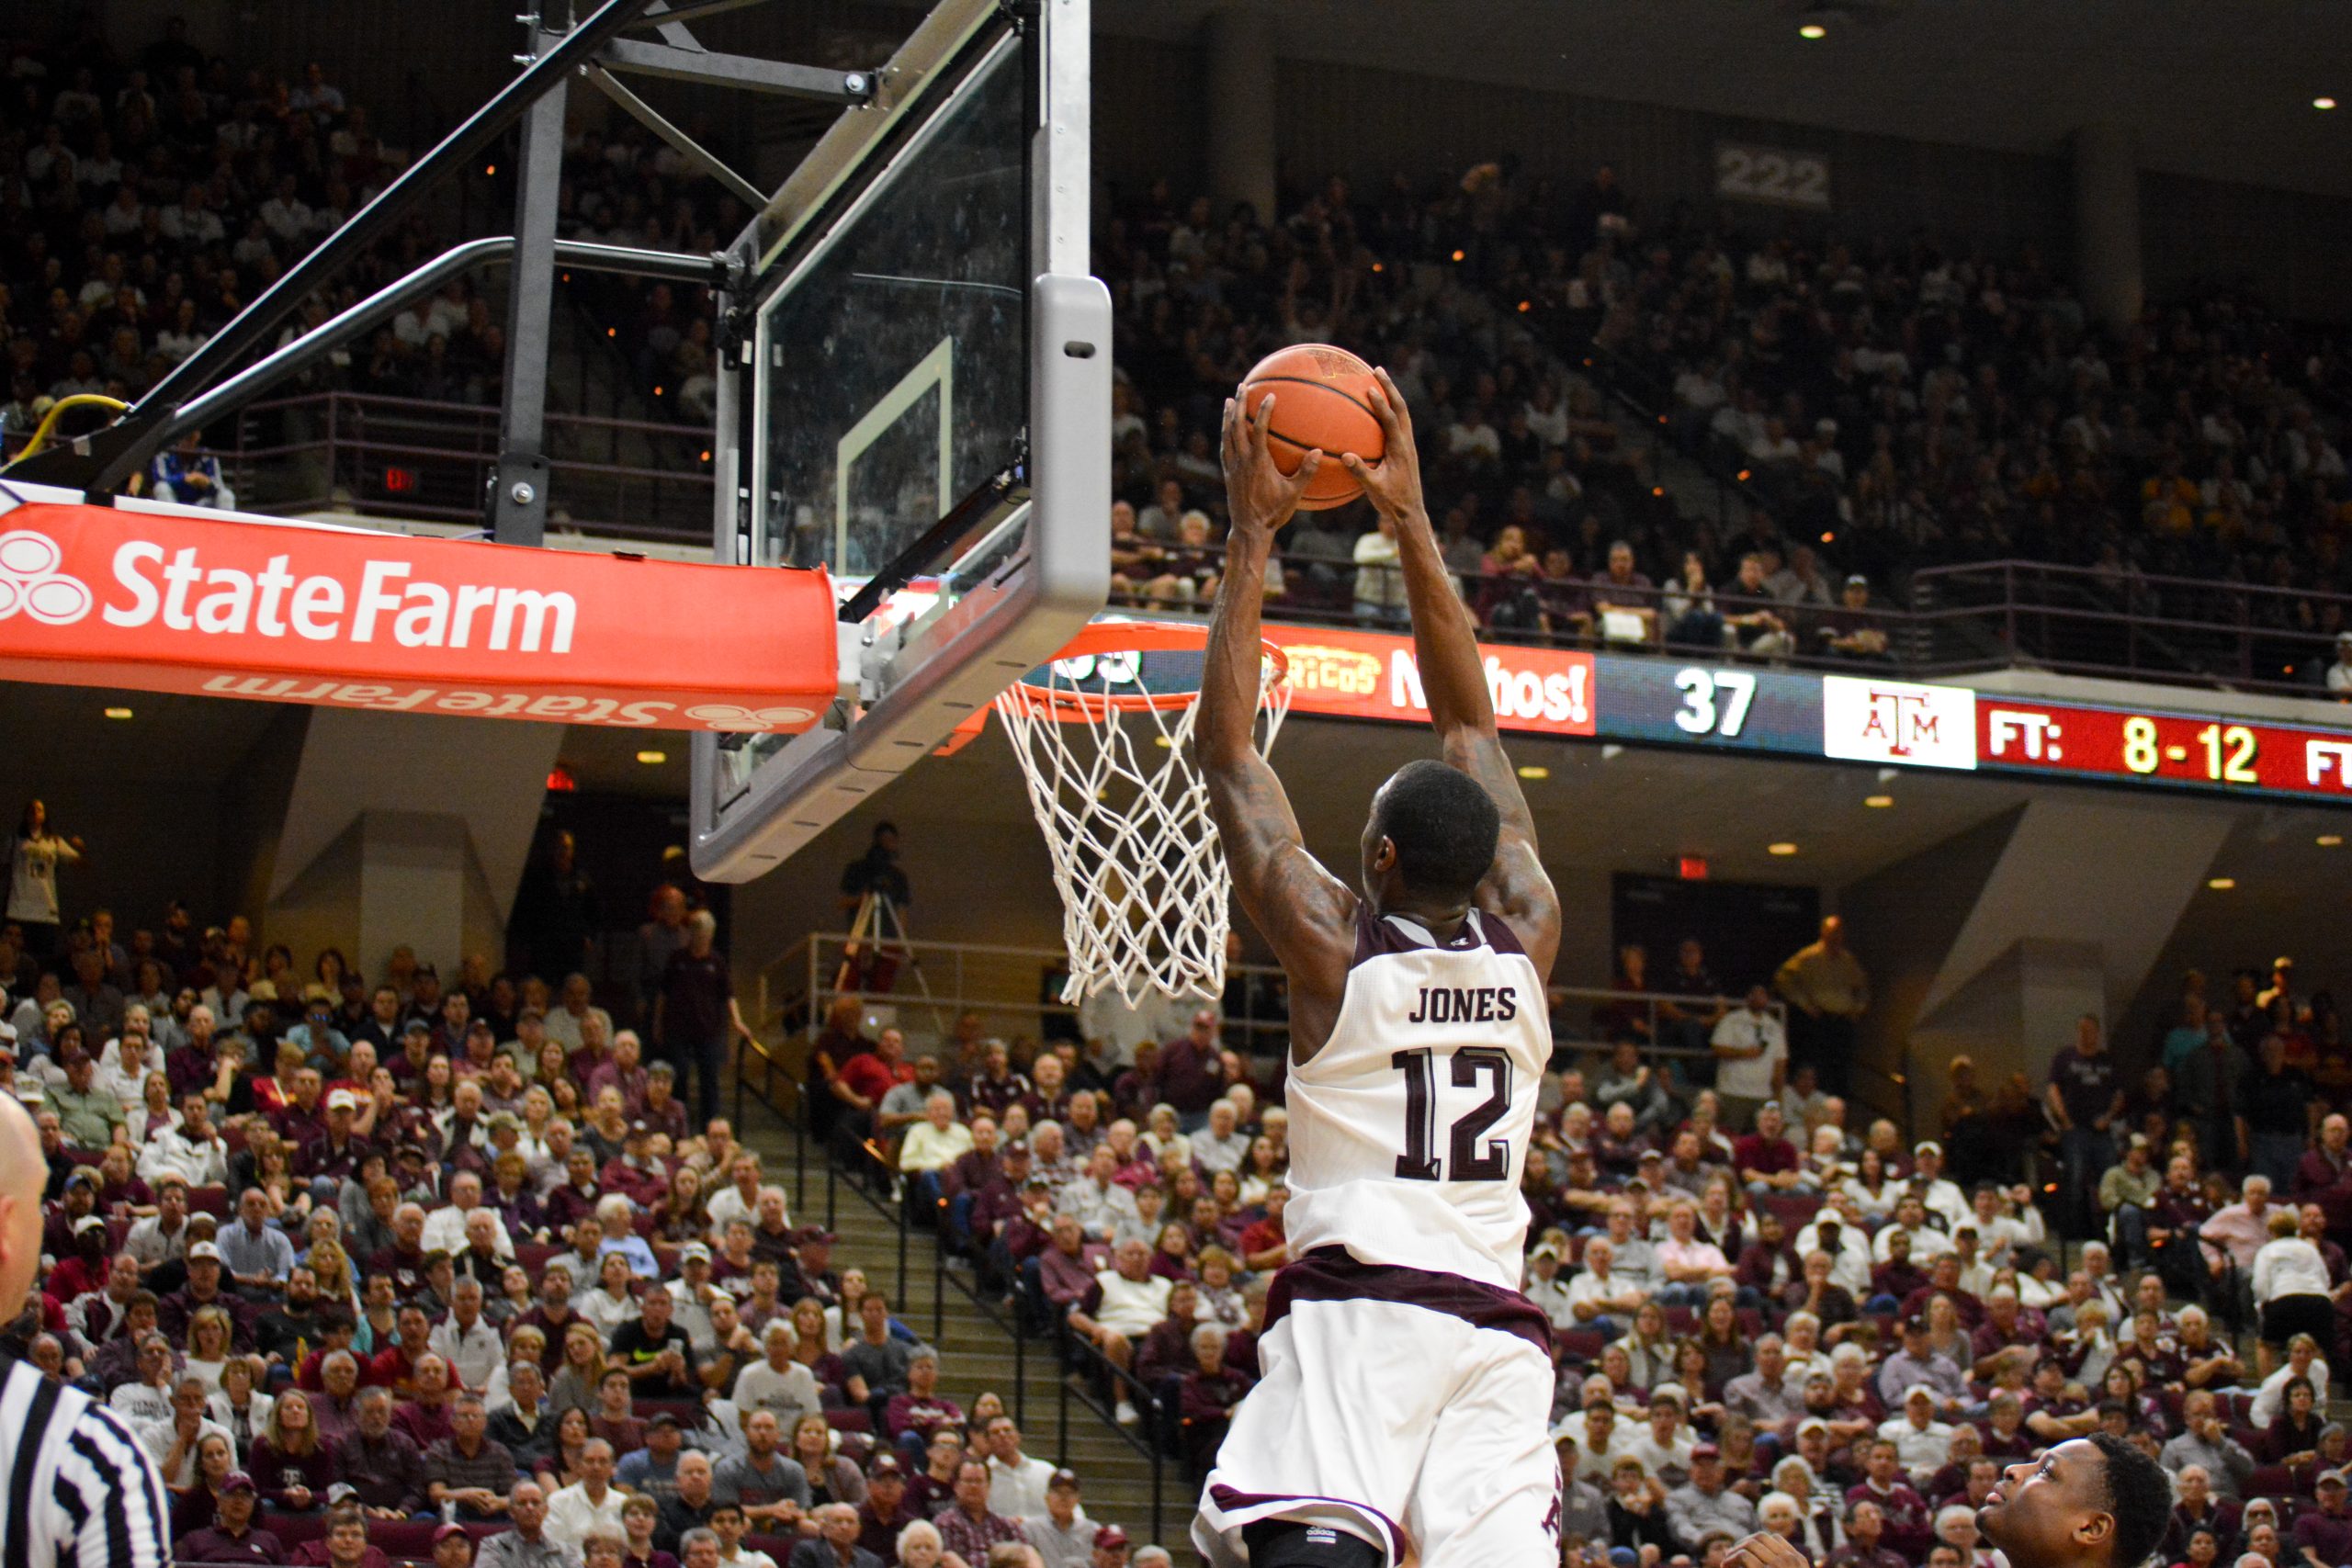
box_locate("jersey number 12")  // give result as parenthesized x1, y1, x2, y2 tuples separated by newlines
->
(1392, 1046, 1512, 1181)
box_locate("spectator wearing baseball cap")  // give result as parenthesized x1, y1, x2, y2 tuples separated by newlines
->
(301, 1087, 374, 1197)
(1090, 1524, 1131, 1567)
(854, 1454, 917, 1562)
(1021, 1466, 1091, 1566)
(171, 1472, 282, 1567)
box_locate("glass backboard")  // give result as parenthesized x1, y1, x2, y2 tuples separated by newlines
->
(692, 0, 1108, 882)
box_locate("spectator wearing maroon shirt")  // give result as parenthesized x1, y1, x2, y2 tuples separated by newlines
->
(2295, 1472, 2352, 1566)
(1033, 1213, 1107, 1324)
(854, 1455, 918, 1561)
(831, 1029, 913, 1170)
(172, 1472, 282, 1566)
(1900, 1255, 1987, 1329)
(1237, 1185, 1289, 1272)
(300, 1090, 373, 1191)
(1827, 1499, 1910, 1568)
(368, 1303, 434, 1393)
(1735, 1101, 1807, 1197)
(1848, 1439, 1935, 1560)
(1157, 1010, 1229, 1130)
(656, 909, 754, 1128)
(882, 1350, 963, 1448)
(960, 1040, 1031, 1123)
(367, 1204, 431, 1298)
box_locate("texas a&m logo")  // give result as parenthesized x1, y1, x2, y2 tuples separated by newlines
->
(1821, 675, 1979, 771)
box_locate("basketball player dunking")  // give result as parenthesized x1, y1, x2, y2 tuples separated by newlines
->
(1722, 1431, 2172, 1568)
(1190, 373, 1564, 1568)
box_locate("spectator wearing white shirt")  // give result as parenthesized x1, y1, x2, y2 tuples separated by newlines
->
(2251, 1209, 2335, 1352)
(1793, 1204, 1875, 1297)
(1562, 1235, 1645, 1337)
(1191, 1099, 1250, 1177)
(704, 1155, 772, 1241)
(980, 1416, 1068, 1523)
(422, 1171, 514, 1259)
(1619, 1392, 1697, 1485)
(544, 1439, 628, 1551)
(1056, 1146, 1140, 1242)
(1871, 1195, 1953, 1264)
(1966, 1183, 2042, 1268)
(1877, 1385, 1955, 1483)
(1710, 986, 1787, 1127)
(2247, 1335, 2329, 1427)
(430, 1278, 505, 1392)
(1522, 1241, 1577, 1333)
(1905, 1143, 1970, 1231)
(139, 1094, 228, 1186)
(732, 1321, 824, 1431)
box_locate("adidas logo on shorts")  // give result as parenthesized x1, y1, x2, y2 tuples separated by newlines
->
(1305, 1529, 1338, 1545)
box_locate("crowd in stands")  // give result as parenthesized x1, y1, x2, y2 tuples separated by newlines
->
(11, 16, 2352, 694)
(858, 909, 2352, 1568)
(0, 15, 729, 471)
(1, 804, 1153, 1568)
(1094, 164, 2352, 685)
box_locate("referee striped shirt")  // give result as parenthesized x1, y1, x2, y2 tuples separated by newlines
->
(0, 1352, 174, 1568)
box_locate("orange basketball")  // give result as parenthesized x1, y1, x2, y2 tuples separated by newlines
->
(1239, 344, 1385, 512)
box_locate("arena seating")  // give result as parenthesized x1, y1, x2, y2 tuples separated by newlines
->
(1094, 168, 2352, 688)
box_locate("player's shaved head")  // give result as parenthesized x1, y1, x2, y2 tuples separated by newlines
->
(1976, 1434, 2170, 1568)
(1363, 758, 1500, 908)
(0, 1094, 49, 1319)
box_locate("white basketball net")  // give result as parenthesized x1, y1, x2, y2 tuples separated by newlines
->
(994, 643, 1290, 1006)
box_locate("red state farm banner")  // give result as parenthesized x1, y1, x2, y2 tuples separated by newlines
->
(1260, 625, 1597, 735)
(0, 498, 837, 732)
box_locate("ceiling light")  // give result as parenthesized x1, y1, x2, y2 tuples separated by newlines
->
(635, 750, 668, 765)
(2319, 834, 2344, 847)
(102, 706, 133, 720)
(1863, 795, 1894, 808)
(1516, 765, 1550, 780)
(1799, 23, 1827, 39)
(2206, 876, 2235, 890)
(2317, 96, 2339, 110)
(1768, 841, 1799, 856)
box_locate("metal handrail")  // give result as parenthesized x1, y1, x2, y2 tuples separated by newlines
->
(730, 1025, 1180, 1544)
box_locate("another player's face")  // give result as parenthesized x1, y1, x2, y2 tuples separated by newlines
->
(1978, 1440, 2105, 1562)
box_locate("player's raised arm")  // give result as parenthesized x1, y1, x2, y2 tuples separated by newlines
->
(1340, 369, 1561, 975)
(1197, 396, 1357, 1020)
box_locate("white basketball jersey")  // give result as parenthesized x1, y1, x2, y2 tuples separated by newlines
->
(1282, 906, 1551, 1292)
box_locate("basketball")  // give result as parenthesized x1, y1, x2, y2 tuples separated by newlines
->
(1239, 344, 1386, 511)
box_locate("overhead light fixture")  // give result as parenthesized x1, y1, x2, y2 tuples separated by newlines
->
(1799, 23, 1827, 39)
(1768, 841, 1799, 856)
(1863, 795, 1894, 808)
(636, 750, 668, 765)
(2319, 834, 2344, 847)
(1516, 764, 1550, 780)
(2317, 96, 2339, 110)
(2206, 876, 2236, 890)
(102, 706, 134, 720)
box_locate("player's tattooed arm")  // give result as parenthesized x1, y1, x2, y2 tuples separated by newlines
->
(1200, 395, 1357, 1025)
(1348, 368, 1560, 976)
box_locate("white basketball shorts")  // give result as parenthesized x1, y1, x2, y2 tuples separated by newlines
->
(1193, 1247, 1560, 1568)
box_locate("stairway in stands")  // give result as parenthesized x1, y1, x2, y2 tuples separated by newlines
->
(729, 1096, 1181, 1549)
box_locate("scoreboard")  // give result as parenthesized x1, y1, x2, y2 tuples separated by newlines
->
(1253, 625, 2352, 808)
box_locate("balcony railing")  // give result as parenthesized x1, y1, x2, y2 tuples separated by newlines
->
(24, 387, 2350, 703)
(220, 389, 716, 542)
(1115, 548, 2352, 702)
